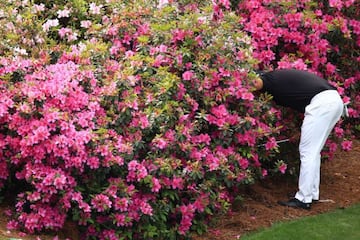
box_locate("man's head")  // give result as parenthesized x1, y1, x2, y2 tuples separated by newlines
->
(252, 77, 263, 91)
(248, 70, 264, 91)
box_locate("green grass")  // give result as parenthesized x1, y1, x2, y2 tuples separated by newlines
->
(240, 204, 360, 240)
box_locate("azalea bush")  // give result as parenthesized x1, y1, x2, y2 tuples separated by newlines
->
(235, 0, 359, 157)
(0, 0, 358, 239)
(0, 1, 282, 239)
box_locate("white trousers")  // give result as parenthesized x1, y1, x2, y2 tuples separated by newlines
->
(295, 90, 343, 203)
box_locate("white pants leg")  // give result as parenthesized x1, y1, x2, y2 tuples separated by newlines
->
(295, 90, 343, 203)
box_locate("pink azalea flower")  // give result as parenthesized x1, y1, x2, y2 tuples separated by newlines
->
(151, 177, 161, 193)
(80, 20, 92, 28)
(53, 175, 67, 190)
(33, 3, 45, 13)
(164, 129, 176, 142)
(206, 153, 220, 171)
(328, 141, 338, 153)
(265, 137, 278, 150)
(210, 104, 228, 117)
(278, 163, 287, 174)
(89, 2, 103, 15)
(341, 140, 352, 151)
(114, 197, 128, 211)
(178, 204, 195, 235)
(236, 88, 254, 100)
(0, 104, 8, 117)
(32, 126, 50, 143)
(171, 177, 184, 190)
(153, 138, 168, 149)
(6, 220, 19, 230)
(57, 9, 71, 18)
(139, 201, 153, 216)
(114, 213, 126, 226)
(182, 70, 194, 81)
(91, 194, 112, 212)
(157, 0, 169, 9)
(42, 19, 59, 32)
(329, 0, 343, 10)
(334, 126, 344, 137)
(27, 192, 41, 202)
(128, 160, 138, 171)
(159, 44, 168, 52)
(238, 157, 249, 169)
(101, 229, 117, 240)
(344, 77, 355, 88)
(190, 148, 203, 161)
(191, 133, 211, 145)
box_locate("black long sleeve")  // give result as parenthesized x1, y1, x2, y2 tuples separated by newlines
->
(260, 69, 336, 113)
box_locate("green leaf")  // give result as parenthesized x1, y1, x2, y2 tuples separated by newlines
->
(138, 35, 150, 44)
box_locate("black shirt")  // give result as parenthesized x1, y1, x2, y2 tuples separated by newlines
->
(259, 69, 336, 113)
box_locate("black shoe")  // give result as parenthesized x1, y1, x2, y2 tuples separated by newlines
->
(278, 198, 311, 210)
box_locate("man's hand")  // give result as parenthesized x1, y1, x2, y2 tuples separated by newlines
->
(290, 131, 301, 142)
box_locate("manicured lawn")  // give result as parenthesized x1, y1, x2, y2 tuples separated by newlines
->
(240, 204, 360, 240)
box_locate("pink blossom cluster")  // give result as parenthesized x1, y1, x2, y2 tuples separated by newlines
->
(238, 0, 359, 149)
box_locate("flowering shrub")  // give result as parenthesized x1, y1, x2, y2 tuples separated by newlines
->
(235, 0, 359, 156)
(0, 1, 282, 239)
(0, 0, 358, 239)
